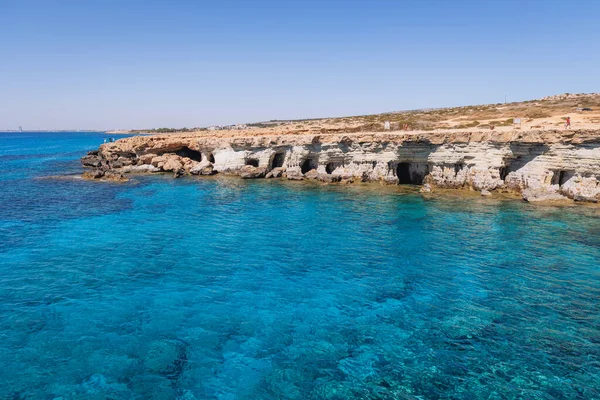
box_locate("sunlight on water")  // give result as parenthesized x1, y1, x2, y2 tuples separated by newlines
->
(0, 133, 599, 399)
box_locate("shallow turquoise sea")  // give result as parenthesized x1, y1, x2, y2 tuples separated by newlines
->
(1, 132, 599, 399)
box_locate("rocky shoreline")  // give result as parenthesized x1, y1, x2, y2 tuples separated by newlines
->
(81, 129, 600, 203)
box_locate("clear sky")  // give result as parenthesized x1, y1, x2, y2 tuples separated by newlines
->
(1, 0, 599, 130)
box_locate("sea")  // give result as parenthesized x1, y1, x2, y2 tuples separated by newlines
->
(0, 132, 599, 399)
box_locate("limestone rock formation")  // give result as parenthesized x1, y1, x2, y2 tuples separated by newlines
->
(522, 189, 569, 202)
(82, 169, 128, 182)
(80, 129, 600, 203)
(190, 160, 215, 176)
(81, 151, 102, 168)
(285, 166, 304, 180)
(122, 164, 161, 173)
(239, 165, 267, 179)
(82, 170, 104, 180)
(317, 173, 342, 183)
(304, 169, 319, 180)
(265, 167, 284, 179)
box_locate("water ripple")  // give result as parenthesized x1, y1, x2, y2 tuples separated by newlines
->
(1, 133, 600, 399)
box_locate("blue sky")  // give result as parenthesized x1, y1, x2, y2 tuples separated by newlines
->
(1, 0, 599, 130)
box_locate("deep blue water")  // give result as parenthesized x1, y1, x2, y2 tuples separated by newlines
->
(1, 132, 599, 400)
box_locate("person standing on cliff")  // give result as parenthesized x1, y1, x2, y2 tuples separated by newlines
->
(565, 116, 571, 129)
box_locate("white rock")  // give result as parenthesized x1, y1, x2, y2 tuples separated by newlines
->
(522, 189, 568, 202)
(123, 164, 160, 173)
(420, 184, 432, 193)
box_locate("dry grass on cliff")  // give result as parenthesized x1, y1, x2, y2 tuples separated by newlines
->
(285, 93, 600, 133)
(124, 93, 600, 137)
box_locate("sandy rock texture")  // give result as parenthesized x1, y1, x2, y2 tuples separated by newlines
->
(81, 129, 600, 203)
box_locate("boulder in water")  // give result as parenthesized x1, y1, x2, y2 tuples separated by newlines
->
(82, 170, 104, 180)
(81, 154, 102, 168)
(190, 160, 216, 176)
(239, 165, 266, 179)
(522, 189, 568, 202)
(103, 171, 129, 183)
(265, 167, 285, 179)
(285, 166, 304, 180)
(317, 173, 341, 183)
(573, 194, 598, 203)
(304, 169, 319, 180)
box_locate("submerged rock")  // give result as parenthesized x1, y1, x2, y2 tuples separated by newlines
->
(83, 169, 128, 182)
(522, 189, 568, 202)
(129, 375, 177, 400)
(103, 171, 129, 182)
(145, 339, 188, 380)
(82, 170, 104, 180)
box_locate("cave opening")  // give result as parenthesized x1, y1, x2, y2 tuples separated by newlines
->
(175, 147, 203, 162)
(272, 152, 285, 169)
(245, 159, 259, 167)
(552, 170, 569, 186)
(559, 171, 567, 186)
(454, 163, 464, 175)
(396, 162, 424, 185)
(301, 159, 316, 174)
(397, 163, 412, 184)
(499, 166, 508, 181)
(207, 153, 215, 163)
(325, 163, 336, 174)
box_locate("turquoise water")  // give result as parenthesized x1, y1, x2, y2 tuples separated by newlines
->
(1, 132, 599, 399)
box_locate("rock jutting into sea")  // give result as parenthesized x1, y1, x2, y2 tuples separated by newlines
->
(81, 129, 600, 203)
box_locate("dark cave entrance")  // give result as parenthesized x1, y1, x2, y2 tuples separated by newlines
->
(325, 163, 336, 174)
(271, 152, 285, 169)
(499, 166, 508, 181)
(397, 163, 413, 184)
(245, 159, 259, 167)
(396, 162, 425, 185)
(552, 170, 570, 186)
(175, 147, 203, 162)
(207, 153, 215, 163)
(301, 159, 317, 174)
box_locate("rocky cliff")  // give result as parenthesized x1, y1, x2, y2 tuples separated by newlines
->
(81, 130, 600, 203)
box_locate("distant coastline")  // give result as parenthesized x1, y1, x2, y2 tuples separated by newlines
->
(0, 130, 106, 133)
(105, 130, 132, 134)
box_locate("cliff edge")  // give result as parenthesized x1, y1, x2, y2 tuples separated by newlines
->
(81, 129, 600, 203)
